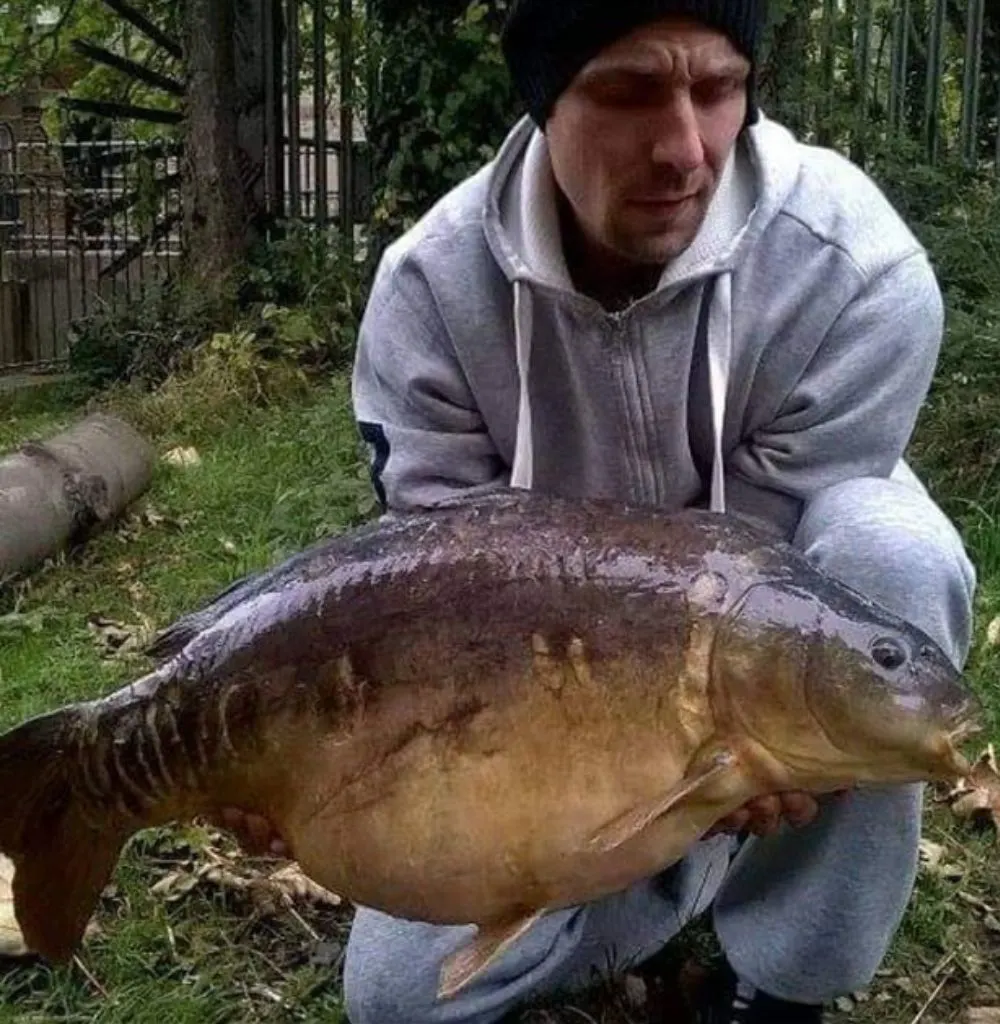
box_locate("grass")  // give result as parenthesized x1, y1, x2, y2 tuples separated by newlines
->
(2, 263, 1000, 1023)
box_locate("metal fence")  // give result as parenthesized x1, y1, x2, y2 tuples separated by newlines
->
(0, 136, 183, 371)
(761, 0, 998, 170)
(0, 129, 375, 372)
(224, 0, 371, 236)
(273, 136, 372, 225)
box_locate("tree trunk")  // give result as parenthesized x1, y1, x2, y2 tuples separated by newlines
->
(0, 414, 156, 581)
(181, 0, 251, 306)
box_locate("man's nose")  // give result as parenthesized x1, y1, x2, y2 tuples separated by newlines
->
(650, 92, 705, 173)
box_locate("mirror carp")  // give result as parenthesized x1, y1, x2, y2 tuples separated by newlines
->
(0, 488, 982, 999)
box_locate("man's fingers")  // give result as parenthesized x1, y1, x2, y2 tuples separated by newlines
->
(708, 788, 847, 841)
(781, 792, 819, 828)
(213, 807, 288, 856)
(746, 794, 782, 836)
(727, 809, 751, 831)
(245, 813, 274, 853)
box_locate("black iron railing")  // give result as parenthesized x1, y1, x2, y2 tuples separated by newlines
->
(0, 136, 183, 371)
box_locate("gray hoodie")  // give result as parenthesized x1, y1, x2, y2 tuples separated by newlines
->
(351, 112, 944, 540)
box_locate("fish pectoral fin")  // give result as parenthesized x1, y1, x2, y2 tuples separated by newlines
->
(437, 909, 546, 1000)
(587, 747, 740, 855)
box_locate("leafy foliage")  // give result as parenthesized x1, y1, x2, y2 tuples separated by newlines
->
(1, 0, 182, 134)
(756, 0, 1000, 164)
(866, 139, 1000, 311)
(241, 220, 368, 369)
(367, 0, 522, 251)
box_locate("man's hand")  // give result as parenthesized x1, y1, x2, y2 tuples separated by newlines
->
(708, 790, 847, 838)
(210, 807, 290, 857)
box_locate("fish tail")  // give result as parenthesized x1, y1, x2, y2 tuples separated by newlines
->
(0, 708, 127, 963)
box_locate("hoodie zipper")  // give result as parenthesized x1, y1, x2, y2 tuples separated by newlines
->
(608, 310, 658, 505)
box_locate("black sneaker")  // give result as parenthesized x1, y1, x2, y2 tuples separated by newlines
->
(693, 959, 825, 1024)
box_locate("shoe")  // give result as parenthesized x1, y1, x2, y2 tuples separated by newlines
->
(692, 958, 825, 1024)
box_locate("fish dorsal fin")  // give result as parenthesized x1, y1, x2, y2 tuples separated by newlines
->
(437, 909, 546, 1000)
(587, 747, 739, 855)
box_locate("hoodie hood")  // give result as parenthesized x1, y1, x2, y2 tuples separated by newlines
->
(480, 114, 804, 513)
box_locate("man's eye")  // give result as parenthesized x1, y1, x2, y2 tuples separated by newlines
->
(692, 77, 740, 104)
(595, 86, 633, 104)
(590, 77, 659, 107)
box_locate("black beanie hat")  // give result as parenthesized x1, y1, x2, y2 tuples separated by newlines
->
(501, 0, 767, 127)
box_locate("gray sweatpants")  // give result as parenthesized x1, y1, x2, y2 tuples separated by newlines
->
(341, 473, 977, 1023)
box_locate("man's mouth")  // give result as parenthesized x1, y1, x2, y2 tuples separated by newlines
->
(629, 193, 697, 206)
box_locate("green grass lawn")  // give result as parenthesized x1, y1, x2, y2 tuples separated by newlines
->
(1, 309, 1000, 1024)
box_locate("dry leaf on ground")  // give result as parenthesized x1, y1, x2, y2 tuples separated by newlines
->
(87, 613, 157, 659)
(946, 745, 1000, 835)
(0, 854, 30, 958)
(266, 862, 342, 909)
(968, 1009, 1000, 1024)
(150, 843, 340, 921)
(163, 446, 201, 468)
(986, 617, 1000, 648)
(919, 839, 965, 880)
(114, 503, 188, 544)
(622, 974, 647, 1010)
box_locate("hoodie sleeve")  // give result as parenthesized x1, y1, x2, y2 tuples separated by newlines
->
(724, 250, 945, 540)
(351, 253, 508, 512)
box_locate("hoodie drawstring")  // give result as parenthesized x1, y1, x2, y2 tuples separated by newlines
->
(705, 272, 733, 514)
(509, 273, 733, 514)
(510, 279, 535, 490)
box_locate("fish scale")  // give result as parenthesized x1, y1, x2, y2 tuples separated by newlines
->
(0, 487, 983, 1003)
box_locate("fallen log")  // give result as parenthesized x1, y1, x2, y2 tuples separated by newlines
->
(0, 413, 156, 581)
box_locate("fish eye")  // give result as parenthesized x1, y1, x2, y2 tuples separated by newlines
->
(871, 637, 908, 671)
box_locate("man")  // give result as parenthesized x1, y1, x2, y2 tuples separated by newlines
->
(224, 1, 976, 1021)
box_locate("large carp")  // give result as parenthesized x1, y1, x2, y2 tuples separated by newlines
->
(0, 488, 982, 999)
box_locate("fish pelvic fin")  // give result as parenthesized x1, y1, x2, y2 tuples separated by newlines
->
(587, 745, 740, 855)
(437, 909, 547, 1000)
(0, 708, 127, 963)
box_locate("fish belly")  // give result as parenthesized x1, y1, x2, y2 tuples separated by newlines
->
(281, 657, 747, 926)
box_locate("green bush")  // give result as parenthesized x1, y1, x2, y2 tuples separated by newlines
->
(367, 0, 521, 252)
(66, 278, 225, 390)
(242, 220, 368, 370)
(853, 138, 1000, 520)
(867, 142, 1000, 312)
(67, 221, 367, 391)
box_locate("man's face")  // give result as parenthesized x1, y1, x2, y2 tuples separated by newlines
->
(545, 17, 751, 267)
